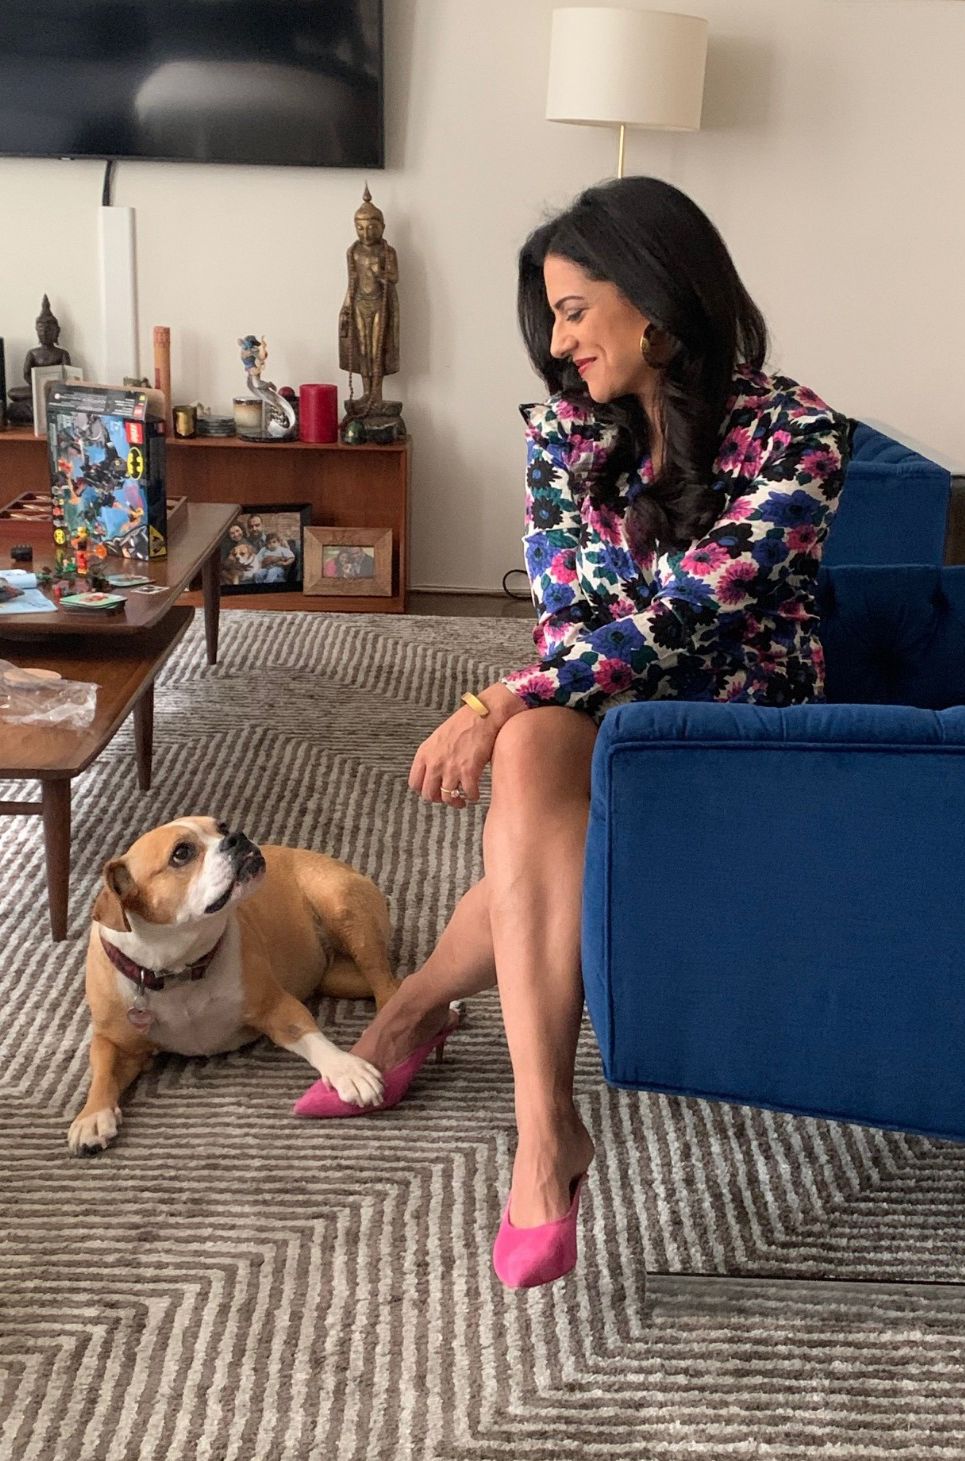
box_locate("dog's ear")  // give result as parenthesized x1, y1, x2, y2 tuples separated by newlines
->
(92, 859, 137, 932)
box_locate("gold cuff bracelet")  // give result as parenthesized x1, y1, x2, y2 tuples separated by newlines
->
(461, 691, 490, 719)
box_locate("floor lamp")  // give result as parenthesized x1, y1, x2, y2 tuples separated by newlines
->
(546, 7, 708, 177)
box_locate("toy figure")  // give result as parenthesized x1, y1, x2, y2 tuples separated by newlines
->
(237, 335, 296, 440)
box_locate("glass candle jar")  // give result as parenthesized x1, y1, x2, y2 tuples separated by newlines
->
(233, 396, 264, 438)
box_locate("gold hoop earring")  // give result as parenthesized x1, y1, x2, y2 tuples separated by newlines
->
(639, 331, 651, 361)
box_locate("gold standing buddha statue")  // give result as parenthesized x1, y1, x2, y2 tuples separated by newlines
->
(338, 186, 405, 442)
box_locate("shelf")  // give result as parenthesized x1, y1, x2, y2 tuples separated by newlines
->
(0, 426, 405, 453)
(171, 435, 407, 453)
(0, 424, 411, 614)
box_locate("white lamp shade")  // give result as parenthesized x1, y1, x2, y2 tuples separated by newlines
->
(546, 7, 708, 132)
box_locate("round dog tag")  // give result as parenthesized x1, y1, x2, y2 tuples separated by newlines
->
(127, 1007, 153, 1030)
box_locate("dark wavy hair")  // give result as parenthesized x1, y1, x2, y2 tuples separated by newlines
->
(518, 176, 768, 553)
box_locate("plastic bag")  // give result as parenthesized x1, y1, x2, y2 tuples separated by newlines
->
(0, 660, 97, 728)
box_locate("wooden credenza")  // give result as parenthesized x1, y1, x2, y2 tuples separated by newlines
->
(0, 427, 410, 613)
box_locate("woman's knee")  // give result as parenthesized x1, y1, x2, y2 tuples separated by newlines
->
(491, 706, 597, 803)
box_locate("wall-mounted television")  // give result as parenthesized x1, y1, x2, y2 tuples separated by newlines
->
(0, 0, 383, 168)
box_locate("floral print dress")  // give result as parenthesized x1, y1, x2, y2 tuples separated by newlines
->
(501, 366, 850, 721)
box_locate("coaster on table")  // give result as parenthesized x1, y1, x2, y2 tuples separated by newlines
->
(105, 574, 152, 588)
(59, 592, 126, 612)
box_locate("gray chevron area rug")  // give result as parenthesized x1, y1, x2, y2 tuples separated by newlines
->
(3, 609, 965, 1461)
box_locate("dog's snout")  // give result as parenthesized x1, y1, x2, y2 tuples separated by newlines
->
(219, 829, 266, 885)
(220, 829, 259, 858)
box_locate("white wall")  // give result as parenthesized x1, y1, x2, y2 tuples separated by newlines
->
(2, 0, 963, 591)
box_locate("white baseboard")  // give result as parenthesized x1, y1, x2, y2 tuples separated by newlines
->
(412, 583, 528, 597)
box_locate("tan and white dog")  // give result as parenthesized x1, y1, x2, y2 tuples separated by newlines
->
(223, 541, 258, 585)
(68, 816, 401, 1155)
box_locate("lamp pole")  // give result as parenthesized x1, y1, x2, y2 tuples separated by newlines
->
(617, 123, 626, 179)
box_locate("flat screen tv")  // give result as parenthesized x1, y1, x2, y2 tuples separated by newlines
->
(0, 0, 383, 168)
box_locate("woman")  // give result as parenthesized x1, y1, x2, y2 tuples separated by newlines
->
(296, 177, 850, 1289)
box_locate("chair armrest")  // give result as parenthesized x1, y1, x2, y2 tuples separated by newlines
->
(591, 698, 965, 757)
(582, 699, 965, 1138)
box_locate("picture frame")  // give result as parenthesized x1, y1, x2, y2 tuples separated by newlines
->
(32, 363, 82, 437)
(303, 526, 393, 597)
(219, 504, 309, 594)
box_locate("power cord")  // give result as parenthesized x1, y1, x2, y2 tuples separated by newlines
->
(502, 569, 530, 601)
(101, 160, 115, 206)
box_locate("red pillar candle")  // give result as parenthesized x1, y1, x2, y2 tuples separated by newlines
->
(299, 383, 339, 443)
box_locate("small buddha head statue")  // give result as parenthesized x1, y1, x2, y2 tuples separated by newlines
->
(354, 185, 385, 246)
(35, 295, 61, 350)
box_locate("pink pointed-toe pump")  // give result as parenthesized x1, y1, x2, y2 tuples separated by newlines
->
(492, 1175, 586, 1290)
(292, 1011, 459, 1119)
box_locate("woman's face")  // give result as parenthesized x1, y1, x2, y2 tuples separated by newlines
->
(543, 253, 655, 406)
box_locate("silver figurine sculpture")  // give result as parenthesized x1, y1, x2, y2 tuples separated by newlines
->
(237, 334, 296, 439)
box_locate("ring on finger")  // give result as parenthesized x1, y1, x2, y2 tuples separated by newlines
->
(441, 785, 468, 799)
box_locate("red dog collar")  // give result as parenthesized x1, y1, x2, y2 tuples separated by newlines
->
(100, 932, 224, 992)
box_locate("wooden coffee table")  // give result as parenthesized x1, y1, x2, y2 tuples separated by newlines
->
(0, 501, 239, 664)
(0, 499, 240, 939)
(0, 607, 197, 941)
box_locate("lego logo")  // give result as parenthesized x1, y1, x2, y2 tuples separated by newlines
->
(127, 446, 144, 479)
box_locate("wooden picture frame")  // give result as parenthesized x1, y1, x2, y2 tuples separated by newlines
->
(303, 526, 393, 597)
(219, 504, 309, 595)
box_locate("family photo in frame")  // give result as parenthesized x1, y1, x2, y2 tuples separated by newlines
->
(303, 526, 393, 597)
(219, 505, 309, 594)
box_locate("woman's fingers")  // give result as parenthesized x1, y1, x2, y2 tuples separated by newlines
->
(408, 746, 427, 796)
(413, 748, 447, 803)
(438, 768, 481, 809)
(409, 710, 497, 807)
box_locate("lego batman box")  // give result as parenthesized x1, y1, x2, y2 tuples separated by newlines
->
(46, 384, 168, 560)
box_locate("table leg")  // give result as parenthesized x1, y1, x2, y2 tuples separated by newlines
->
(201, 546, 221, 665)
(41, 780, 71, 942)
(134, 686, 154, 791)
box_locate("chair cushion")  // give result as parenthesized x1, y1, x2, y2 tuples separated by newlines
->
(823, 422, 950, 567)
(818, 565, 965, 707)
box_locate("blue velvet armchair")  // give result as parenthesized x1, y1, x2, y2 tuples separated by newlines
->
(823, 421, 952, 569)
(581, 424, 965, 1142)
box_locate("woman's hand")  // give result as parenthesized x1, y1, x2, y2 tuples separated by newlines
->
(409, 684, 526, 809)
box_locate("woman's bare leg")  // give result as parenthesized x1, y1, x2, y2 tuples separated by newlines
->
(484, 707, 597, 1226)
(352, 706, 597, 1229)
(350, 877, 497, 1070)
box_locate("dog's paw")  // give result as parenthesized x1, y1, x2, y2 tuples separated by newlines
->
(67, 1106, 122, 1156)
(320, 1053, 384, 1107)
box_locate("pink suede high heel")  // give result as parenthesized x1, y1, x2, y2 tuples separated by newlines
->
(292, 1013, 459, 1119)
(492, 1175, 586, 1289)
